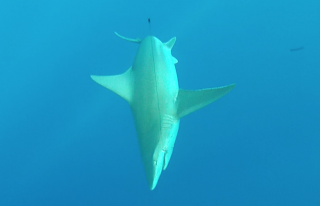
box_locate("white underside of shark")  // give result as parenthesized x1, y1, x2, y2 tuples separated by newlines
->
(91, 32, 235, 190)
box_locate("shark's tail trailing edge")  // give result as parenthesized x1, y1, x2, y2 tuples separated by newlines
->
(114, 32, 141, 43)
(176, 84, 236, 119)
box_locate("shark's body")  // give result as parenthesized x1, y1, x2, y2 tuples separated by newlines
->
(91, 32, 235, 190)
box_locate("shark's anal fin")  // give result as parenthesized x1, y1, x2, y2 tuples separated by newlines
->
(176, 84, 236, 118)
(114, 32, 141, 43)
(164, 37, 176, 49)
(91, 67, 133, 103)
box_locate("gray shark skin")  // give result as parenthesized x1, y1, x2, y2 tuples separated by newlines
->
(91, 32, 235, 190)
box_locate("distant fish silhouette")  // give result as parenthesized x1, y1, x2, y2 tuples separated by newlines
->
(290, 46, 304, 51)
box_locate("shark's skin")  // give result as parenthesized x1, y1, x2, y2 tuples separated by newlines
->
(91, 32, 235, 190)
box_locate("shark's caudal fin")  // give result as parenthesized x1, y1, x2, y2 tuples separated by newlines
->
(90, 67, 133, 103)
(114, 32, 141, 43)
(176, 84, 236, 118)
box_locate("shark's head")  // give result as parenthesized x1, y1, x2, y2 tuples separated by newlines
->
(141, 120, 180, 190)
(139, 133, 166, 190)
(148, 149, 166, 190)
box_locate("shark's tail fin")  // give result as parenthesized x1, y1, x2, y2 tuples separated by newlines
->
(176, 84, 236, 119)
(115, 32, 141, 43)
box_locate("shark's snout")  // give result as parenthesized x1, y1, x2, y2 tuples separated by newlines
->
(148, 150, 165, 190)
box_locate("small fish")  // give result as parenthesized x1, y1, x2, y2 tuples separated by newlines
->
(290, 46, 304, 51)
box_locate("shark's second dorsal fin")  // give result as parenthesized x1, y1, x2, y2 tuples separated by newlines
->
(115, 32, 141, 43)
(91, 67, 133, 103)
(176, 84, 236, 119)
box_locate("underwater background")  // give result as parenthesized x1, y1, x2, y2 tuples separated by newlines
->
(1, 0, 319, 205)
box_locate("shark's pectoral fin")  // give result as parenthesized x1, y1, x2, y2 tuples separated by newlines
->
(176, 84, 236, 118)
(91, 67, 133, 103)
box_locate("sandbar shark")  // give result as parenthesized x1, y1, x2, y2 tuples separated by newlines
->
(91, 32, 235, 190)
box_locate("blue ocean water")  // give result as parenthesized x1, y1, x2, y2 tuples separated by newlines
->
(1, 0, 319, 205)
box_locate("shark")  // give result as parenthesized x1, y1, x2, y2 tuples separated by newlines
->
(91, 32, 235, 190)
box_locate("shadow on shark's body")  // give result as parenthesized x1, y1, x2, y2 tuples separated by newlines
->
(91, 32, 235, 190)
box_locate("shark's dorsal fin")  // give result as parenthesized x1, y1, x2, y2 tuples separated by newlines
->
(91, 67, 133, 103)
(115, 32, 141, 43)
(165, 37, 176, 49)
(176, 84, 235, 118)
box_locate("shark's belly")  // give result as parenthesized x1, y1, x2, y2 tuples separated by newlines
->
(131, 93, 180, 186)
(130, 52, 180, 187)
(130, 68, 180, 167)
(130, 87, 178, 152)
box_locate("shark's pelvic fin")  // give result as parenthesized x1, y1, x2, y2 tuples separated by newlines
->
(90, 67, 133, 103)
(176, 84, 236, 118)
(114, 32, 141, 43)
(172, 57, 178, 64)
(164, 37, 176, 49)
